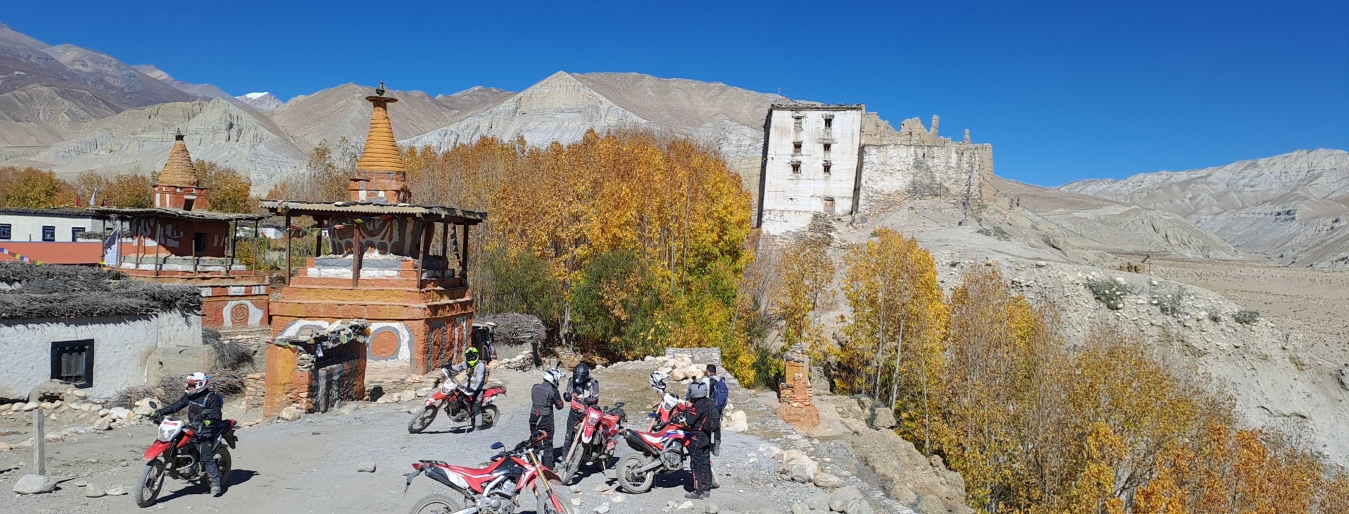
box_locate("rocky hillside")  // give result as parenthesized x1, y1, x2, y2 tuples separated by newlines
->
(235, 92, 283, 112)
(1060, 149, 1349, 269)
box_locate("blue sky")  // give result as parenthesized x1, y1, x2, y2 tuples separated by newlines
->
(3, 0, 1345, 186)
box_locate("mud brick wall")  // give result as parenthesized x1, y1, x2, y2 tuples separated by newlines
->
(777, 348, 820, 428)
(263, 342, 367, 417)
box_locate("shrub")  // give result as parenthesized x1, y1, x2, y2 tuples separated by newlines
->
(1235, 309, 1261, 325)
(1156, 289, 1185, 316)
(1086, 277, 1129, 310)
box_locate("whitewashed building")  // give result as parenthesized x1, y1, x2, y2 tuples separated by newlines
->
(0, 209, 103, 243)
(756, 104, 865, 235)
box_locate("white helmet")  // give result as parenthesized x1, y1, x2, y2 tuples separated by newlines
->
(543, 368, 565, 387)
(185, 372, 209, 395)
(649, 371, 670, 391)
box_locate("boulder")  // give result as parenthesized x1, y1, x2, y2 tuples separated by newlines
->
(8, 402, 21, 412)
(278, 405, 305, 422)
(93, 418, 112, 431)
(357, 462, 377, 473)
(812, 472, 842, 488)
(399, 390, 418, 403)
(843, 498, 874, 514)
(725, 410, 749, 433)
(829, 486, 863, 512)
(85, 484, 106, 498)
(27, 380, 69, 402)
(21, 402, 38, 412)
(106, 487, 126, 496)
(13, 474, 56, 494)
(869, 407, 896, 430)
(916, 494, 947, 514)
(132, 405, 155, 417)
(0, 442, 11, 451)
(108, 407, 132, 420)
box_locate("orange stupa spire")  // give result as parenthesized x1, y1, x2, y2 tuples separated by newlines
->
(349, 82, 411, 203)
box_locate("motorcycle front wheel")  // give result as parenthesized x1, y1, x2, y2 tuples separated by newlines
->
(407, 493, 467, 514)
(536, 486, 576, 514)
(134, 459, 166, 508)
(617, 454, 655, 494)
(408, 406, 438, 434)
(560, 437, 585, 484)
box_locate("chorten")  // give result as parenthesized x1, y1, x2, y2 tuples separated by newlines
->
(348, 82, 410, 204)
(153, 132, 209, 211)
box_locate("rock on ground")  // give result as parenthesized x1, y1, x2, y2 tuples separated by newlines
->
(13, 474, 56, 494)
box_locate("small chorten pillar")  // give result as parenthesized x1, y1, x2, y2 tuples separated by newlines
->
(777, 343, 820, 429)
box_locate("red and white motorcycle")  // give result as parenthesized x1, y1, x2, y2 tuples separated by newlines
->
(403, 431, 574, 514)
(558, 400, 626, 484)
(134, 402, 239, 507)
(408, 368, 506, 434)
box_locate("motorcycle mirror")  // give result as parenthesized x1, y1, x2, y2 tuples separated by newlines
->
(647, 413, 657, 419)
(491, 442, 504, 449)
(613, 401, 625, 409)
(148, 400, 159, 410)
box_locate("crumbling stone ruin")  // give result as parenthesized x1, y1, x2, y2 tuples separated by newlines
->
(757, 106, 995, 235)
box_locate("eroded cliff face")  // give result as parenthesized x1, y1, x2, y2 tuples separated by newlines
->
(1060, 149, 1349, 268)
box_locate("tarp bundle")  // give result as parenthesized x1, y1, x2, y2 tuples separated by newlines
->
(0, 262, 201, 320)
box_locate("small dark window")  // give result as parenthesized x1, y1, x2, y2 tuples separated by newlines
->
(823, 143, 832, 153)
(51, 340, 94, 389)
(792, 141, 802, 154)
(824, 117, 833, 129)
(182, 198, 195, 211)
(41, 225, 55, 242)
(71, 227, 85, 241)
(0, 224, 10, 240)
(823, 161, 832, 174)
(791, 161, 801, 174)
(193, 233, 207, 253)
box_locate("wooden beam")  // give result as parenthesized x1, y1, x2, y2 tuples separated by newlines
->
(283, 212, 292, 285)
(460, 223, 470, 279)
(314, 218, 324, 257)
(351, 222, 363, 288)
(154, 222, 163, 277)
(439, 221, 449, 259)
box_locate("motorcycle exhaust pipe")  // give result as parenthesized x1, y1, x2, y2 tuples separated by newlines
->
(637, 458, 665, 474)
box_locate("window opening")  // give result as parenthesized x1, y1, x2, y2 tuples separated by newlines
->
(51, 340, 94, 388)
(0, 224, 10, 240)
(823, 143, 831, 153)
(791, 161, 801, 174)
(182, 198, 195, 211)
(823, 197, 836, 214)
(792, 141, 802, 155)
(823, 161, 832, 174)
(824, 116, 833, 129)
(71, 227, 85, 241)
(193, 233, 207, 253)
(41, 225, 55, 241)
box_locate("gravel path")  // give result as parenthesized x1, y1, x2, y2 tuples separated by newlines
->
(0, 364, 882, 514)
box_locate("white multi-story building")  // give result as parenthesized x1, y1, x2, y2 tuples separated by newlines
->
(756, 104, 865, 235)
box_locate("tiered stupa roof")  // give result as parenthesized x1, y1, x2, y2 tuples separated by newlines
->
(157, 133, 199, 187)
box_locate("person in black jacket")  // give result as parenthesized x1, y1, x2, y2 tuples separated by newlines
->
(152, 372, 226, 496)
(682, 380, 716, 500)
(564, 363, 600, 449)
(530, 368, 566, 465)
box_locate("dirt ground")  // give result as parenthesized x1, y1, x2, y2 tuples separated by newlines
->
(0, 364, 901, 514)
(1147, 257, 1349, 370)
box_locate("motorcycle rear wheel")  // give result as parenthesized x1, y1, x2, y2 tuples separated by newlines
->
(617, 454, 655, 494)
(479, 404, 500, 429)
(407, 493, 467, 514)
(214, 446, 233, 486)
(408, 406, 437, 434)
(134, 459, 166, 508)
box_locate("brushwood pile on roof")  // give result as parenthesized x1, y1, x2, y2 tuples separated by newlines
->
(0, 262, 201, 320)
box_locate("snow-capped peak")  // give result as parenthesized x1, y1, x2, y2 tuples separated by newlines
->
(243, 92, 270, 99)
(235, 91, 283, 112)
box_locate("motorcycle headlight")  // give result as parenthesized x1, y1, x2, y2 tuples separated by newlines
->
(157, 426, 175, 442)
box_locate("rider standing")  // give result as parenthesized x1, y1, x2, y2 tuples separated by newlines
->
(563, 362, 600, 449)
(683, 380, 717, 500)
(530, 368, 566, 465)
(152, 372, 225, 496)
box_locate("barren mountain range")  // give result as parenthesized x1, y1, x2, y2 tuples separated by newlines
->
(1061, 149, 1349, 269)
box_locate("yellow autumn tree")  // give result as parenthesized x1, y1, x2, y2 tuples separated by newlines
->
(770, 232, 834, 351)
(194, 160, 255, 213)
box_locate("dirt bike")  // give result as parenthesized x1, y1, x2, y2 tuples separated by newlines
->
(409, 368, 506, 434)
(134, 402, 238, 508)
(403, 431, 574, 514)
(616, 419, 692, 494)
(558, 400, 626, 485)
(646, 392, 688, 432)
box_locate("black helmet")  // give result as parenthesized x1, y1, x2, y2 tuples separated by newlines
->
(572, 362, 590, 386)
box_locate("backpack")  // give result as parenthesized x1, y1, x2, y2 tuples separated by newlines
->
(711, 377, 729, 411)
(700, 397, 721, 433)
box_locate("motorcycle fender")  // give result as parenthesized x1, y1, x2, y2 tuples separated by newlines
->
(225, 432, 238, 450)
(424, 466, 470, 495)
(538, 466, 564, 485)
(143, 441, 172, 460)
(623, 430, 660, 456)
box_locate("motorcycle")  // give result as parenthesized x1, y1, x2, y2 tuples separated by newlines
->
(558, 400, 626, 484)
(615, 419, 692, 494)
(647, 392, 688, 432)
(134, 401, 239, 507)
(403, 431, 574, 514)
(409, 367, 506, 434)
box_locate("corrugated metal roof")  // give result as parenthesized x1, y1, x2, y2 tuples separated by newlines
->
(90, 207, 269, 222)
(260, 200, 486, 223)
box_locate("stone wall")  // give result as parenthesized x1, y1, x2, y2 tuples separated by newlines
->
(859, 140, 993, 216)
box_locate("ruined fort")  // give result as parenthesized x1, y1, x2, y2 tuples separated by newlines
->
(757, 107, 995, 235)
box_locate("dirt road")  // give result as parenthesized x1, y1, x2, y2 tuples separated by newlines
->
(1, 365, 895, 514)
